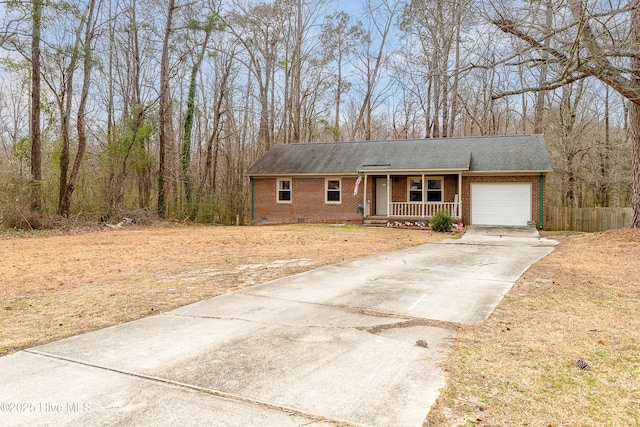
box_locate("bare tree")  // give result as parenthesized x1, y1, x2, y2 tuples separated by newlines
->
(399, 0, 472, 138)
(533, 0, 552, 134)
(228, 1, 287, 150)
(181, 11, 225, 218)
(158, 0, 176, 218)
(30, 0, 43, 212)
(352, 0, 398, 141)
(320, 11, 364, 140)
(490, 0, 640, 226)
(59, 0, 101, 217)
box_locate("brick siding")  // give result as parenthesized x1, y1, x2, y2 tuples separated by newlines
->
(253, 174, 546, 227)
(252, 177, 363, 224)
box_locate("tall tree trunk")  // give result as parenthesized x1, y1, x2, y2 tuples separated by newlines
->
(631, 1, 640, 227)
(565, 154, 577, 207)
(631, 100, 640, 227)
(58, 60, 77, 215)
(354, 1, 394, 141)
(106, 0, 114, 140)
(534, 0, 552, 134)
(196, 53, 232, 216)
(448, 8, 462, 138)
(158, 0, 176, 218)
(432, 65, 441, 137)
(425, 76, 432, 137)
(182, 25, 213, 218)
(291, 0, 303, 143)
(30, 0, 42, 212)
(182, 65, 198, 215)
(283, 40, 290, 144)
(334, 56, 342, 141)
(60, 0, 97, 217)
(597, 86, 611, 207)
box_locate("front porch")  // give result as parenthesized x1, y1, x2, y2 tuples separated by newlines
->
(390, 201, 460, 218)
(359, 172, 463, 221)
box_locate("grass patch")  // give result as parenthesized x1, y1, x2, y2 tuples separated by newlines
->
(427, 229, 640, 426)
(0, 223, 446, 356)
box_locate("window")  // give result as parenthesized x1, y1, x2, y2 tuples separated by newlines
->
(408, 177, 443, 202)
(326, 178, 341, 203)
(427, 178, 443, 202)
(409, 178, 423, 202)
(277, 179, 292, 203)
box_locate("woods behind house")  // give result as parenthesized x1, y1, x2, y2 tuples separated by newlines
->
(0, 0, 637, 228)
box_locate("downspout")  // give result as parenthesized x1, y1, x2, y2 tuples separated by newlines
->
(251, 178, 255, 225)
(539, 173, 544, 230)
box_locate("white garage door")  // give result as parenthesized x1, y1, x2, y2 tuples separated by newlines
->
(471, 183, 531, 226)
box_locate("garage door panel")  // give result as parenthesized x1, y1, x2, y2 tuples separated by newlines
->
(471, 183, 531, 226)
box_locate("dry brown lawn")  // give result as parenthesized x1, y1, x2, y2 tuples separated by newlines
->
(427, 229, 640, 426)
(3, 223, 639, 425)
(0, 223, 445, 357)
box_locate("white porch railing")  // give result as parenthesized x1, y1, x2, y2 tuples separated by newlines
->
(390, 202, 460, 218)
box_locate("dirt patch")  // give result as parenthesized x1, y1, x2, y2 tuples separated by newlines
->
(426, 228, 640, 426)
(0, 223, 446, 356)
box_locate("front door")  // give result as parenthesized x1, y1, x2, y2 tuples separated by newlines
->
(376, 177, 388, 216)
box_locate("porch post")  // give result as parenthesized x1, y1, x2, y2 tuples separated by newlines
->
(458, 172, 463, 220)
(387, 174, 391, 217)
(363, 173, 368, 216)
(421, 173, 425, 217)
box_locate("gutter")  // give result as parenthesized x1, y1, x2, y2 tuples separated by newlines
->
(248, 168, 470, 178)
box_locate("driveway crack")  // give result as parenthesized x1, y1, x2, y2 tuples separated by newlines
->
(22, 349, 363, 427)
(360, 318, 461, 335)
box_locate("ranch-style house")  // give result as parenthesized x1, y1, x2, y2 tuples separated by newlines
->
(246, 134, 553, 228)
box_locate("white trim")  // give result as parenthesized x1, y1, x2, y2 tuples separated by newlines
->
(276, 178, 292, 203)
(247, 169, 549, 178)
(458, 172, 463, 222)
(406, 175, 444, 203)
(357, 167, 469, 174)
(471, 182, 532, 226)
(407, 176, 423, 202)
(325, 177, 342, 204)
(426, 176, 444, 203)
(390, 201, 460, 218)
(386, 174, 391, 216)
(363, 174, 369, 216)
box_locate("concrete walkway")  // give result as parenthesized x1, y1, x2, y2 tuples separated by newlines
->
(0, 229, 557, 427)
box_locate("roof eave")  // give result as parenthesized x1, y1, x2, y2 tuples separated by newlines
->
(246, 172, 357, 178)
(464, 169, 553, 175)
(247, 168, 471, 177)
(359, 167, 470, 174)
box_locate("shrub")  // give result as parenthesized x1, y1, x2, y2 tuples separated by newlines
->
(430, 209, 454, 232)
(0, 207, 43, 230)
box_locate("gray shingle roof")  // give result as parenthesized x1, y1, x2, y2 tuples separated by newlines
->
(246, 134, 552, 176)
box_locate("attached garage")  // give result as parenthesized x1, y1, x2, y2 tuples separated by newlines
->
(471, 183, 532, 226)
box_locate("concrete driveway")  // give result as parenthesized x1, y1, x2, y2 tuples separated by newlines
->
(0, 227, 557, 427)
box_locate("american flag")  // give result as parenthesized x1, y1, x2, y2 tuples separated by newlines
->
(353, 176, 362, 196)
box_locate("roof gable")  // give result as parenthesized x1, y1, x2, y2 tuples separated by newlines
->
(246, 134, 552, 176)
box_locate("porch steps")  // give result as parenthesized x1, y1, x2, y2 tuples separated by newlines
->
(362, 219, 389, 227)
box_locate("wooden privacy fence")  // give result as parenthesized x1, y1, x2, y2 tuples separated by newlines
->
(543, 207, 634, 232)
